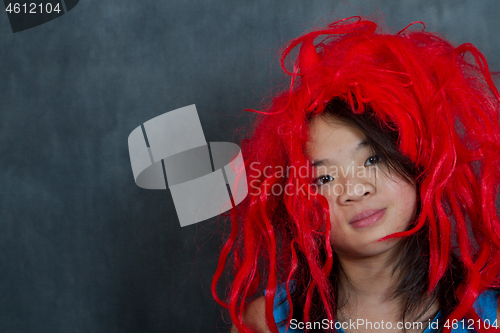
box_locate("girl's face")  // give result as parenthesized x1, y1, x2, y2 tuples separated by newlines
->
(306, 115, 418, 259)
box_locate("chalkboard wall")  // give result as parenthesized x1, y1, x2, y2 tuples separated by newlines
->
(1, 1, 499, 332)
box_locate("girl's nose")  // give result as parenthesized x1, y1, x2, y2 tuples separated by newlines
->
(337, 178, 375, 205)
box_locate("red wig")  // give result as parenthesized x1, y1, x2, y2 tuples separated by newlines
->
(212, 17, 500, 333)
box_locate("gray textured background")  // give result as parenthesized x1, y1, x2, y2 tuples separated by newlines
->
(1, 1, 499, 332)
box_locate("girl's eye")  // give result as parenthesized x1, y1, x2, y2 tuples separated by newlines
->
(364, 154, 381, 166)
(315, 175, 334, 186)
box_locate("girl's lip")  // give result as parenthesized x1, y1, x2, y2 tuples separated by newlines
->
(349, 209, 386, 228)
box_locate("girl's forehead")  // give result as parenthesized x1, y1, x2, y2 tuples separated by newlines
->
(306, 116, 367, 161)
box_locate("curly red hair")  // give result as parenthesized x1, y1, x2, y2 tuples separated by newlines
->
(212, 17, 500, 333)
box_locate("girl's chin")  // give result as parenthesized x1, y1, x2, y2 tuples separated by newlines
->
(335, 240, 402, 259)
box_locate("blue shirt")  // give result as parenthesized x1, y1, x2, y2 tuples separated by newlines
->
(267, 283, 499, 332)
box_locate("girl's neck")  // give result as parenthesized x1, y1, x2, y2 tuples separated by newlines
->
(335, 248, 409, 327)
(335, 246, 439, 330)
(337, 249, 400, 302)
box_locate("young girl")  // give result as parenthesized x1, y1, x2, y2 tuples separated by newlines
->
(212, 17, 500, 333)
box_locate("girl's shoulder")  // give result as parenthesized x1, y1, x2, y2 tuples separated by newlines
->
(438, 289, 500, 333)
(232, 283, 297, 333)
(231, 295, 272, 333)
(473, 289, 499, 322)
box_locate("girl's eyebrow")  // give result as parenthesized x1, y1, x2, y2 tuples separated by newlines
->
(312, 141, 369, 167)
(350, 141, 369, 159)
